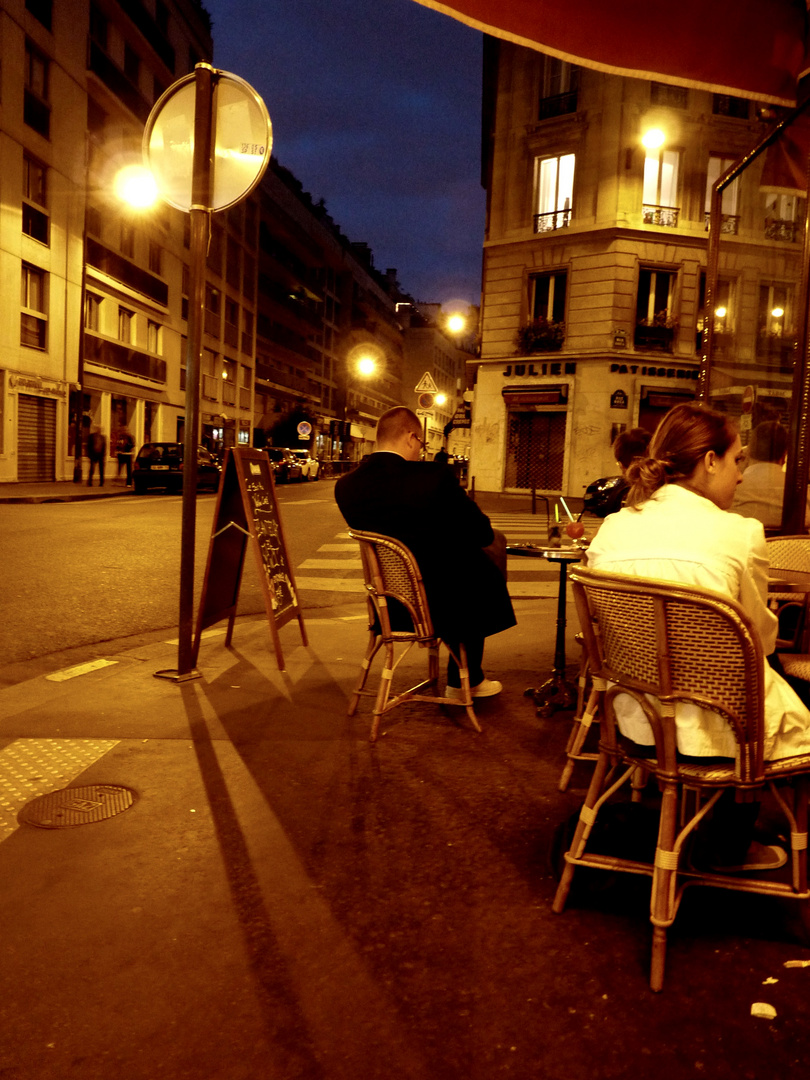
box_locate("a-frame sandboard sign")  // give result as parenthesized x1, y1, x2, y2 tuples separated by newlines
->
(193, 447, 307, 670)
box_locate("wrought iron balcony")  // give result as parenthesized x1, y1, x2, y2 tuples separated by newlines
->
(634, 324, 676, 352)
(765, 218, 799, 242)
(643, 205, 680, 228)
(533, 208, 571, 233)
(538, 90, 578, 120)
(703, 212, 740, 234)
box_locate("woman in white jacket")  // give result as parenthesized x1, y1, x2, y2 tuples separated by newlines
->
(587, 402, 810, 869)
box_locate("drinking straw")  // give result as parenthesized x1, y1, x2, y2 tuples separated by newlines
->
(560, 496, 574, 521)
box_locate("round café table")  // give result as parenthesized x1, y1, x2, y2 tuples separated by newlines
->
(507, 541, 586, 717)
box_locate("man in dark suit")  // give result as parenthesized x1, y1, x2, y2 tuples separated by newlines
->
(335, 406, 516, 698)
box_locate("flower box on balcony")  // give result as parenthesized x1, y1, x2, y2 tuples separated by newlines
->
(515, 318, 565, 354)
(634, 325, 676, 351)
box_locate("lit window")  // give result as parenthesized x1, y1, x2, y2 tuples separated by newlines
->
(21, 263, 47, 349)
(120, 222, 134, 258)
(705, 156, 739, 231)
(22, 154, 49, 244)
(118, 306, 134, 344)
(643, 149, 680, 226)
(148, 241, 162, 275)
(637, 268, 676, 324)
(533, 154, 575, 232)
(759, 283, 792, 336)
(147, 320, 162, 354)
(85, 293, 101, 331)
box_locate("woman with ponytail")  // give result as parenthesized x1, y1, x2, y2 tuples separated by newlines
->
(588, 402, 810, 764)
(587, 403, 810, 870)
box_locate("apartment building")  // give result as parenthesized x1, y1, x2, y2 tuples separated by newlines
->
(473, 38, 802, 496)
(0, 0, 409, 483)
(251, 168, 405, 463)
(0, 0, 215, 481)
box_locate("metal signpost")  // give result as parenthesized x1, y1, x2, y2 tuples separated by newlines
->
(144, 65, 272, 680)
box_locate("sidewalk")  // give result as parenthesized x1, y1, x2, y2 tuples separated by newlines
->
(1, 601, 810, 1079)
(0, 479, 134, 503)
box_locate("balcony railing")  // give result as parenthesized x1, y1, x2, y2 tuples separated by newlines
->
(533, 208, 571, 233)
(634, 324, 676, 352)
(202, 374, 219, 400)
(86, 238, 167, 306)
(704, 211, 740, 234)
(643, 205, 680, 228)
(538, 90, 578, 120)
(87, 38, 149, 123)
(757, 334, 796, 366)
(84, 334, 166, 382)
(765, 218, 799, 242)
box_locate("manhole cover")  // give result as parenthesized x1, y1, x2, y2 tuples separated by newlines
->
(18, 785, 136, 829)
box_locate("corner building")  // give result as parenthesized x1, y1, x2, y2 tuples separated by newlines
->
(473, 38, 802, 496)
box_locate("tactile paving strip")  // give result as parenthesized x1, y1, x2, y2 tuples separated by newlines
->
(0, 739, 119, 842)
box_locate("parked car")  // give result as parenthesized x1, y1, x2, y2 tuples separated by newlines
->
(289, 449, 320, 481)
(265, 447, 303, 483)
(133, 443, 222, 495)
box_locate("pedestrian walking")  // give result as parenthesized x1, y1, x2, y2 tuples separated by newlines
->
(116, 429, 135, 486)
(87, 426, 107, 487)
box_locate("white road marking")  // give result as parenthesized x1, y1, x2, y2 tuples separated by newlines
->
(46, 659, 118, 682)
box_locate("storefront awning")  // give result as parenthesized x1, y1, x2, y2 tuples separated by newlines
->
(412, 0, 808, 106)
(502, 384, 567, 405)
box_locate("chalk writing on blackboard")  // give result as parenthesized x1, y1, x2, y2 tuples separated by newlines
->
(193, 447, 307, 670)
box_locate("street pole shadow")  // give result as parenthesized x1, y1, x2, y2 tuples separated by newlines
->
(178, 681, 326, 1079)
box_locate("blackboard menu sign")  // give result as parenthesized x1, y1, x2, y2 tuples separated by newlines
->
(193, 447, 307, 670)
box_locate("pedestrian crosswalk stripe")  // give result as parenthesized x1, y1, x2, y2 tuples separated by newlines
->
(292, 520, 578, 600)
(299, 558, 362, 570)
(295, 576, 365, 594)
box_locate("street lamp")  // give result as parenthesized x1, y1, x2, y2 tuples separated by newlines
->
(339, 343, 382, 460)
(74, 163, 159, 483)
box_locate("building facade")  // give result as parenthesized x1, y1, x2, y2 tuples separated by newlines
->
(0, 0, 415, 483)
(473, 38, 803, 496)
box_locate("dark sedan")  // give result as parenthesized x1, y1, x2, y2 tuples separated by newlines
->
(133, 443, 222, 494)
(265, 447, 303, 483)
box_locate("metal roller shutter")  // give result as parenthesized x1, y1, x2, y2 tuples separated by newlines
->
(18, 394, 57, 482)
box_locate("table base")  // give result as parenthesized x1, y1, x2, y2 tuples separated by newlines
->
(524, 672, 578, 717)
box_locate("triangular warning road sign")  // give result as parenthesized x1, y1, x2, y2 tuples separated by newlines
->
(414, 371, 439, 393)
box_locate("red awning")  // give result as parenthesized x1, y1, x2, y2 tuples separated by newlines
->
(412, 0, 809, 105)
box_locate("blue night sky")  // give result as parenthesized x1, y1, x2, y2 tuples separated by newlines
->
(203, 0, 485, 307)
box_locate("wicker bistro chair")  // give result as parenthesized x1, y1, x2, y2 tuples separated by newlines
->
(552, 565, 810, 992)
(557, 633, 604, 792)
(347, 529, 479, 742)
(766, 535, 810, 652)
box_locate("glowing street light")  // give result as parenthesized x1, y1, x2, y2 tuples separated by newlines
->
(447, 313, 466, 335)
(356, 354, 377, 377)
(641, 127, 666, 150)
(114, 164, 159, 208)
(435, 392, 447, 407)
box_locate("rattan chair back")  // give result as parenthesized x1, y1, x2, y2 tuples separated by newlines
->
(766, 535, 810, 578)
(347, 529, 478, 741)
(570, 565, 766, 783)
(353, 530, 433, 640)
